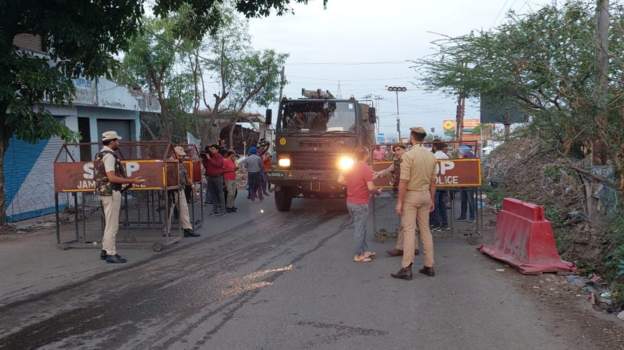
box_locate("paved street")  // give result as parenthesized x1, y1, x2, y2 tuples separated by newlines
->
(0, 198, 622, 350)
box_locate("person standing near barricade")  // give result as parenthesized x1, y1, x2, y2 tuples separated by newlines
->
(431, 141, 450, 231)
(391, 127, 437, 279)
(223, 150, 239, 213)
(95, 131, 145, 264)
(338, 147, 378, 263)
(457, 145, 476, 222)
(374, 144, 418, 257)
(374, 144, 406, 193)
(373, 145, 386, 161)
(173, 146, 200, 237)
(202, 144, 226, 216)
(240, 146, 264, 201)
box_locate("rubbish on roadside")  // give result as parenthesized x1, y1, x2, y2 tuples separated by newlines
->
(566, 275, 589, 287)
(495, 268, 505, 272)
(589, 273, 604, 285)
(617, 311, 624, 321)
(600, 291, 612, 299)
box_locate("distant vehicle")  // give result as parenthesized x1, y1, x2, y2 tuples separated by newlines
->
(266, 89, 376, 211)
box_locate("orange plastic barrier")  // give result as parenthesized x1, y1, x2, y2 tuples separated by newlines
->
(479, 198, 576, 274)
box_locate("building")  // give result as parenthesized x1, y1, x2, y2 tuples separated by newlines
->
(4, 35, 160, 222)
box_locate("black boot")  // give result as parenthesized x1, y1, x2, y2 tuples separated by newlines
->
(184, 229, 200, 237)
(391, 264, 413, 280)
(105, 255, 127, 264)
(419, 266, 435, 277)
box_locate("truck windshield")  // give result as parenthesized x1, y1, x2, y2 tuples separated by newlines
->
(281, 101, 356, 133)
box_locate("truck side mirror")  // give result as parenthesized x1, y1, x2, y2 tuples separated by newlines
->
(265, 109, 272, 125)
(368, 107, 377, 124)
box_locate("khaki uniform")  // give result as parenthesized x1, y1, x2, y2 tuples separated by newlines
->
(399, 145, 437, 268)
(177, 163, 193, 230)
(96, 146, 122, 256)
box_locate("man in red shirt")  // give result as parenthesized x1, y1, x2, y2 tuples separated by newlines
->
(338, 147, 379, 263)
(223, 151, 238, 213)
(202, 144, 226, 216)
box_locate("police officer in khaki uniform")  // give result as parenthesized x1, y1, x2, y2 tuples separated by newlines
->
(173, 146, 199, 237)
(95, 131, 144, 264)
(391, 127, 438, 280)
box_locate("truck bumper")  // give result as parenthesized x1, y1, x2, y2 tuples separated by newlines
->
(268, 170, 346, 196)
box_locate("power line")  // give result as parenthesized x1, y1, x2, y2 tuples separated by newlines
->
(286, 60, 409, 66)
(288, 75, 415, 82)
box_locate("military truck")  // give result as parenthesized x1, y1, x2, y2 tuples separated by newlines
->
(266, 89, 376, 211)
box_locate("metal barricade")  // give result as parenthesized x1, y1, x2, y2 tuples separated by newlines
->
(371, 141, 483, 241)
(53, 141, 194, 252)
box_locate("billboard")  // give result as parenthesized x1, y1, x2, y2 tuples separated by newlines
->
(442, 119, 481, 141)
(480, 94, 528, 124)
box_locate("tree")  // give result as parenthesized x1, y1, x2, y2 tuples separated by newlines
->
(418, 1, 624, 191)
(0, 0, 325, 224)
(190, 8, 288, 147)
(118, 8, 197, 142)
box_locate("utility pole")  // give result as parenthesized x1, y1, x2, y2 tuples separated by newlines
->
(386, 86, 406, 142)
(595, 0, 609, 165)
(455, 93, 466, 142)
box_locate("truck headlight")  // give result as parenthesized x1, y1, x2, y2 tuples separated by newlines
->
(278, 158, 291, 168)
(337, 155, 355, 171)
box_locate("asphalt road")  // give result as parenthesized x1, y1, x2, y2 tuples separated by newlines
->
(0, 198, 621, 350)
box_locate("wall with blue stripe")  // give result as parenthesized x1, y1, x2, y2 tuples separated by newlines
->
(4, 136, 66, 222)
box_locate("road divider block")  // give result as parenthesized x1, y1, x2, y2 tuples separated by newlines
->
(479, 198, 575, 274)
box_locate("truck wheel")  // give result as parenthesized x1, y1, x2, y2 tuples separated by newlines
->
(275, 188, 292, 212)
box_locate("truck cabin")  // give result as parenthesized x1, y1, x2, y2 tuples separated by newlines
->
(278, 100, 358, 134)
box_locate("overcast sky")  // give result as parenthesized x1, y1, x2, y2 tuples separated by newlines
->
(248, 0, 552, 139)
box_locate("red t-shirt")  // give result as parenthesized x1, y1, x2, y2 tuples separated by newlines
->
(222, 158, 237, 181)
(345, 162, 374, 205)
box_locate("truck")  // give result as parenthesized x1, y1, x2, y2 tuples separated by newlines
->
(266, 89, 376, 211)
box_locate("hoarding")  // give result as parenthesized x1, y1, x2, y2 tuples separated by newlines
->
(480, 94, 528, 124)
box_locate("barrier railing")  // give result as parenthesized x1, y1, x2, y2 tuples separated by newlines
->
(53, 141, 199, 252)
(370, 141, 483, 240)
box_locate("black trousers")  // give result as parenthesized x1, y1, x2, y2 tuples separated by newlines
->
(206, 176, 225, 212)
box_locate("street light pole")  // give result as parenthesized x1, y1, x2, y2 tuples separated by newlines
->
(386, 86, 406, 142)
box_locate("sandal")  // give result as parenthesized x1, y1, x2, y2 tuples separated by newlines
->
(364, 251, 377, 259)
(353, 255, 373, 263)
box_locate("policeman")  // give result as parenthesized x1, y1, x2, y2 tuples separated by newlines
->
(391, 127, 438, 280)
(173, 146, 199, 237)
(94, 131, 144, 264)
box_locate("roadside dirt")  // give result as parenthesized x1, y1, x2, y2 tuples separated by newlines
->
(476, 208, 624, 349)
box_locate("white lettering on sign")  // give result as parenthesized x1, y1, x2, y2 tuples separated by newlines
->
(83, 162, 94, 180)
(82, 161, 141, 179)
(77, 180, 96, 189)
(436, 161, 455, 175)
(126, 162, 140, 177)
(435, 176, 459, 185)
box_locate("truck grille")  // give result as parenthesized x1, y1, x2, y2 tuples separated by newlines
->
(290, 152, 337, 170)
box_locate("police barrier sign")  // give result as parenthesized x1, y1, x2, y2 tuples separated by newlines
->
(54, 160, 179, 192)
(372, 158, 481, 189)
